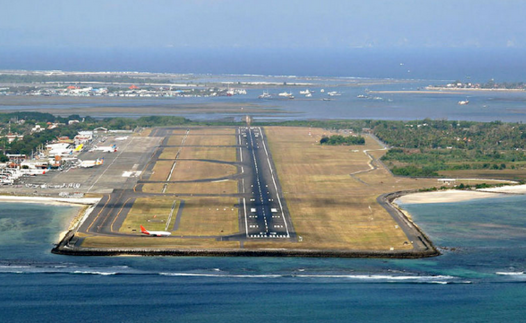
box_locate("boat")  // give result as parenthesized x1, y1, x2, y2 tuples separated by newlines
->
(258, 91, 271, 99)
(320, 89, 325, 93)
(458, 100, 469, 105)
(299, 89, 311, 95)
(357, 94, 368, 98)
(322, 98, 332, 101)
(305, 93, 312, 98)
(278, 91, 293, 97)
(327, 91, 341, 96)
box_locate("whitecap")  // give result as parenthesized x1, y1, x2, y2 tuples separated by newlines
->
(71, 271, 117, 276)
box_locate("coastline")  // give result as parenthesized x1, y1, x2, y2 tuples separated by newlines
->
(0, 195, 101, 244)
(6, 185, 526, 259)
(369, 88, 526, 95)
(0, 195, 101, 206)
(396, 185, 526, 205)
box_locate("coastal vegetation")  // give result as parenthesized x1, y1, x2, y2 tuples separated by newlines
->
(320, 135, 365, 146)
(373, 119, 526, 179)
(2, 112, 525, 180)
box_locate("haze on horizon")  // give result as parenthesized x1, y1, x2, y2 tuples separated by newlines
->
(1, 0, 524, 50)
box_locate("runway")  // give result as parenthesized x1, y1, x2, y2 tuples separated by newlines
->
(75, 126, 296, 242)
(238, 126, 294, 239)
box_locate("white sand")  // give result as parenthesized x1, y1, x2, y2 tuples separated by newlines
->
(0, 195, 100, 206)
(477, 184, 526, 194)
(396, 190, 504, 204)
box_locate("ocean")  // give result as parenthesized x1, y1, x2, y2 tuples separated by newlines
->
(1, 195, 526, 322)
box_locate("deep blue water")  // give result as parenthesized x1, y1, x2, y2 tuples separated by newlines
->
(1, 195, 526, 322)
(2, 47, 526, 82)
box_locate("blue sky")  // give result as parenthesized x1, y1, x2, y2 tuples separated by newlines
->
(1, 0, 525, 50)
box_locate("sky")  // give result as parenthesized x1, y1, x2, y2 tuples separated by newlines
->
(1, 0, 525, 50)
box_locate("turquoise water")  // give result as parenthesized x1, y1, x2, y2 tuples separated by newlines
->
(1, 196, 526, 322)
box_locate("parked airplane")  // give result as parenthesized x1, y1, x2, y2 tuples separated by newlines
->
(49, 148, 74, 156)
(93, 144, 118, 153)
(140, 225, 171, 237)
(79, 158, 104, 168)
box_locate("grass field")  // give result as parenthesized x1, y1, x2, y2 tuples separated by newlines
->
(160, 146, 236, 162)
(81, 236, 239, 249)
(141, 180, 237, 194)
(167, 161, 237, 181)
(180, 135, 236, 146)
(118, 196, 239, 237)
(148, 160, 174, 181)
(178, 146, 237, 162)
(119, 197, 178, 233)
(175, 197, 239, 236)
(166, 135, 185, 146)
(244, 126, 441, 251)
(185, 128, 236, 135)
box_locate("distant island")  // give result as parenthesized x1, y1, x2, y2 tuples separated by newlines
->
(427, 79, 526, 91)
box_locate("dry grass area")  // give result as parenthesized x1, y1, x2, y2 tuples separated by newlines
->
(178, 147, 237, 162)
(159, 146, 236, 162)
(187, 128, 236, 135)
(166, 135, 185, 146)
(148, 160, 237, 182)
(119, 197, 178, 233)
(168, 161, 237, 181)
(138, 128, 153, 137)
(118, 196, 239, 237)
(159, 147, 183, 159)
(176, 197, 239, 236)
(81, 236, 239, 249)
(148, 160, 174, 181)
(244, 126, 440, 251)
(141, 180, 237, 195)
(182, 135, 236, 146)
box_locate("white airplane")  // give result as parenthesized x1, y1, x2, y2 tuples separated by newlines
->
(140, 225, 171, 237)
(93, 144, 118, 153)
(79, 158, 103, 168)
(49, 148, 74, 156)
(19, 169, 47, 176)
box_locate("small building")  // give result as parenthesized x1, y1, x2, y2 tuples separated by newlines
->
(438, 178, 456, 185)
(5, 133, 24, 143)
(31, 124, 44, 133)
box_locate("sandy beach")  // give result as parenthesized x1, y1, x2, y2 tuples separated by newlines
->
(0, 195, 100, 206)
(396, 190, 504, 204)
(396, 184, 526, 205)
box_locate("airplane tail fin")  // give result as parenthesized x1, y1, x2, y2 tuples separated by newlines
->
(140, 225, 149, 234)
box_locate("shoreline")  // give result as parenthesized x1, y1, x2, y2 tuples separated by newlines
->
(6, 185, 525, 259)
(396, 185, 526, 205)
(0, 195, 101, 206)
(369, 88, 526, 95)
